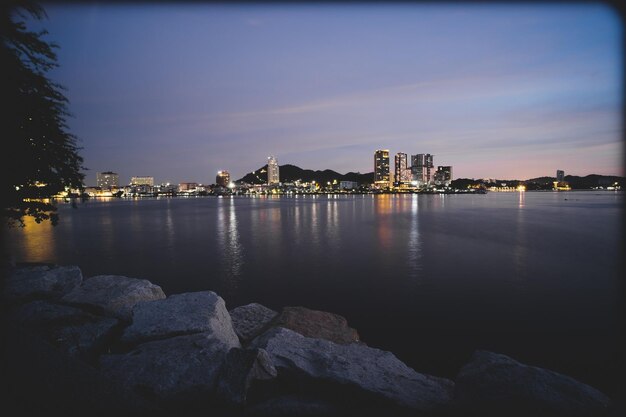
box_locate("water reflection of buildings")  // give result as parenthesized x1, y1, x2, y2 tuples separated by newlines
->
(512, 191, 529, 289)
(13, 216, 56, 261)
(325, 197, 339, 252)
(407, 195, 422, 279)
(216, 197, 243, 290)
(373, 194, 393, 250)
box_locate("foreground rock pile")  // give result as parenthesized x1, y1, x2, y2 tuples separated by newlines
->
(2, 264, 614, 416)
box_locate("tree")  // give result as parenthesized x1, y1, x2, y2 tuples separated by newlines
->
(1, 1, 84, 227)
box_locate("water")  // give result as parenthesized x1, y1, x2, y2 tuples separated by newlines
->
(3, 191, 623, 395)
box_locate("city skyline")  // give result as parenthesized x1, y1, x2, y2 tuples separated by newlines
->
(26, 3, 623, 183)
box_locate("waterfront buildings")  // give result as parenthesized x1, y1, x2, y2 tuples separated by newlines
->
(394, 153, 412, 186)
(216, 170, 230, 187)
(178, 182, 198, 192)
(268, 156, 280, 185)
(374, 149, 391, 188)
(131, 176, 154, 186)
(410, 154, 434, 186)
(340, 180, 358, 190)
(96, 171, 119, 189)
(434, 166, 453, 186)
(554, 169, 570, 190)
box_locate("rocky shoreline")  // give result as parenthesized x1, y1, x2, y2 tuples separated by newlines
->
(1, 264, 616, 416)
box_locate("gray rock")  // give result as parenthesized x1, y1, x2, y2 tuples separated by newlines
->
(11, 300, 119, 360)
(61, 275, 165, 321)
(250, 327, 454, 412)
(121, 291, 240, 346)
(99, 332, 233, 409)
(4, 264, 82, 301)
(216, 347, 277, 406)
(454, 350, 612, 417)
(229, 303, 278, 344)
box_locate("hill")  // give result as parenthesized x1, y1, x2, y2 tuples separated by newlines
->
(237, 164, 374, 185)
(526, 174, 623, 189)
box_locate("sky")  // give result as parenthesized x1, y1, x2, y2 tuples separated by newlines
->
(25, 2, 624, 185)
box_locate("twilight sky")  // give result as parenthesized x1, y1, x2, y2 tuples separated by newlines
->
(28, 2, 623, 185)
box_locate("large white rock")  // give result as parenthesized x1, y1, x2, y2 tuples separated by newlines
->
(4, 264, 82, 301)
(99, 332, 234, 410)
(453, 350, 612, 417)
(250, 327, 454, 412)
(61, 275, 165, 321)
(121, 291, 240, 347)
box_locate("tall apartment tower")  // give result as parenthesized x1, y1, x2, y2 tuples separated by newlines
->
(394, 152, 412, 185)
(374, 149, 391, 188)
(556, 170, 565, 182)
(410, 154, 434, 185)
(267, 156, 280, 185)
(216, 170, 230, 187)
(97, 171, 119, 189)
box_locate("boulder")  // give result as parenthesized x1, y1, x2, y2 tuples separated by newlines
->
(61, 275, 165, 321)
(250, 327, 454, 412)
(4, 264, 82, 302)
(453, 350, 612, 417)
(216, 347, 277, 406)
(100, 332, 233, 410)
(229, 303, 278, 344)
(121, 291, 240, 346)
(10, 300, 119, 360)
(272, 306, 360, 344)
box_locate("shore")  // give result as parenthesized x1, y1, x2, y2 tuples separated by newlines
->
(1, 263, 622, 417)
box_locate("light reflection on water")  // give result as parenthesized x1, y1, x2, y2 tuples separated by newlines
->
(3, 192, 622, 395)
(14, 216, 56, 261)
(407, 195, 422, 281)
(216, 197, 243, 291)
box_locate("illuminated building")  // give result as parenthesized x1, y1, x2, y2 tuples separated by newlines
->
(97, 171, 119, 189)
(410, 154, 434, 186)
(131, 176, 154, 186)
(553, 170, 571, 190)
(340, 181, 358, 190)
(434, 166, 453, 186)
(268, 156, 280, 185)
(394, 153, 412, 186)
(178, 182, 198, 192)
(374, 149, 390, 188)
(216, 170, 230, 187)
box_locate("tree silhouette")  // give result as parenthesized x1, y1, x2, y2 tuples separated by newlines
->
(1, 1, 84, 226)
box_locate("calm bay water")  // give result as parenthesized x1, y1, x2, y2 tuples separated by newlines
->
(3, 192, 623, 394)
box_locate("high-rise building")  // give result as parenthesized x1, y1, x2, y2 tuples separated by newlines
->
(556, 170, 565, 182)
(131, 176, 154, 186)
(97, 171, 119, 189)
(410, 154, 434, 185)
(434, 166, 453, 186)
(374, 149, 390, 187)
(216, 170, 230, 187)
(394, 153, 412, 185)
(267, 156, 280, 185)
